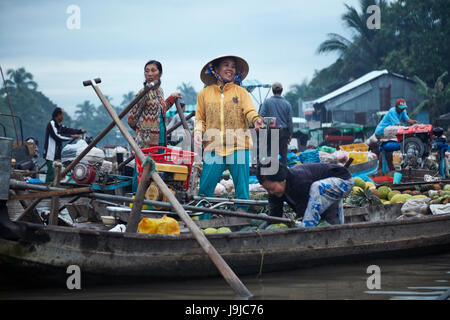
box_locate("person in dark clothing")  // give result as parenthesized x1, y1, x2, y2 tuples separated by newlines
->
(259, 82, 293, 166)
(257, 163, 353, 227)
(43, 107, 85, 183)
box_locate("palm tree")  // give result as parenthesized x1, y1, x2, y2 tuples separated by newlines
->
(75, 100, 96, 121)
(411, 71, 450, 125)
(176, 82, 198, 105)
(316, 0, 389, 76)
(5, 67, 38, 91)
(121, 91, 135, 108)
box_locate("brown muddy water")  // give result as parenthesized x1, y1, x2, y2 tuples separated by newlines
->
(0, 252, 449, 300)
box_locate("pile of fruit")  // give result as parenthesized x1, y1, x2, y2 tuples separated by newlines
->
(345, 177, 450, 207)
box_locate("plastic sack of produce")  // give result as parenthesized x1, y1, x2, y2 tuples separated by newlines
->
(383, 126, 402, 140)
(318, 151, 338, 164)
(335, 150, 349, 165)
(61, 139, 88, 164)
(138, 215, 180, 234)
(400, 198, 430, 217)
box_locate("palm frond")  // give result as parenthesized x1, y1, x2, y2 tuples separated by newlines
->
(410, 99, 429, 117)
(412, 75, 429, 95)
(434, 71, 448, 92)
(316, 33, 352, 55)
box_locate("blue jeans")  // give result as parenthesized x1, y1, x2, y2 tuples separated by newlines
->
(302, 177, 353, 227)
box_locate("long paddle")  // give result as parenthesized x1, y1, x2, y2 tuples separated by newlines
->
(83, 78, 252, 299)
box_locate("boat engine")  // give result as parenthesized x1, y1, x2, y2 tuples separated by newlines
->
(71, 161, 113, 185)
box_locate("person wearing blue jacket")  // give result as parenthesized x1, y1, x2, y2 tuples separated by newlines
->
(375, 98, 418, 139)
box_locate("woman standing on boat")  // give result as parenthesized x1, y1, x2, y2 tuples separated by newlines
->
(194, 55, 265, 214)
(127, 60, 182, 192)
(128, 60, 182, 149)
(257, 163, 353, 227)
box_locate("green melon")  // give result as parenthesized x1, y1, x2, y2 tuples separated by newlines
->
(388, 190, 401, 201)
(353, 177, 366, 190)
(378, 186, 392, 200)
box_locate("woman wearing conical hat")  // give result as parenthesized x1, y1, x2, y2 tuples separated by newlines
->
(194, 55, 265, 214)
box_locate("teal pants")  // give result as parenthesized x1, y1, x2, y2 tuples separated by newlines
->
(198, 150, 250, 217)
(45, 160, 54, 183)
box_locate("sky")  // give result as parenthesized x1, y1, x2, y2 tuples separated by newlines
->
(0, 0, 361, 117)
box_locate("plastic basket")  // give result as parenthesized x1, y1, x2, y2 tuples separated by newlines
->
(348, 151, 368, 164)
(340, 143, 369, 152)
(135, 146, 195, 190)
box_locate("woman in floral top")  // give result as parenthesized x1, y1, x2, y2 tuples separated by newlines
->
(128, 60, 182, 148)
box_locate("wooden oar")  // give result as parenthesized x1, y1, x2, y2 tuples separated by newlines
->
(84, 78, 252, 299)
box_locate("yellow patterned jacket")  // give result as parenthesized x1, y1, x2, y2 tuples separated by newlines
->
(194, 82, 262, 156)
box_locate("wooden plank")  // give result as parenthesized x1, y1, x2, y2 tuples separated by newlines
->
(9, 187, 91, 201)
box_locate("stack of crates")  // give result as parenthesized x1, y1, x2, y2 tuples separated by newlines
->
(339, 143, 369, 165)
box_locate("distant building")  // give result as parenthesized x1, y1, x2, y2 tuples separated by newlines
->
(311, 70, 425, 126)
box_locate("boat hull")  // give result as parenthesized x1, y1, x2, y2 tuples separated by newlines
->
(1, 212, 449, 283)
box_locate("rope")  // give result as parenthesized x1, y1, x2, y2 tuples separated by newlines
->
(141, 155, 156, 175)
(254, 230, 265, 278)
(205, 63, 243, 86)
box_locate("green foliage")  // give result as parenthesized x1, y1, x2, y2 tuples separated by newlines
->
(0, 67, 65, 154)
(176, 82, 198, 105)
(285, 0, 450, 117)
(410, 72, 450, 124)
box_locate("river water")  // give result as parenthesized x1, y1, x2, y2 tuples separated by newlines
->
(1, 251, 448, 300)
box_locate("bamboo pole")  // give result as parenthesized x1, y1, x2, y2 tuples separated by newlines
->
(87, 80, 253, 299)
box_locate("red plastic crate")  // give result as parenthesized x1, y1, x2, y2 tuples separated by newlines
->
(135, 146, 195, 190)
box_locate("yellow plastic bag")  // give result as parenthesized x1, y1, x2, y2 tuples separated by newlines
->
(138, 215, 180, 235)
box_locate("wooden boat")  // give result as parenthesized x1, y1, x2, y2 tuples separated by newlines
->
(1, 203, 449, 285)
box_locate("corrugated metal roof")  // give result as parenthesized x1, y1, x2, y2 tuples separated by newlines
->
(313, 70, 389, 104)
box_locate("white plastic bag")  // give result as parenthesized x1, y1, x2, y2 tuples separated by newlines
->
(109, 224, 126, 232)
(318, 151, 338, 164)
(214, 183, 226, 196)
(383, 126, 402, 140)
(61, 139, 88, 163)
(429, 204, 450, 215)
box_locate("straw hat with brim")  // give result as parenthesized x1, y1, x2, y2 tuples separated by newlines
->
(200, 55, 249, 86)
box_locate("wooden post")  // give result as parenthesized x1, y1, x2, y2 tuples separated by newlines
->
(174, 100, 190, 132)
(89, 82, 253, 299)
(125, 162, 151, 232)
(166, 111, 195, 135)
(49, 161, 62, 225)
